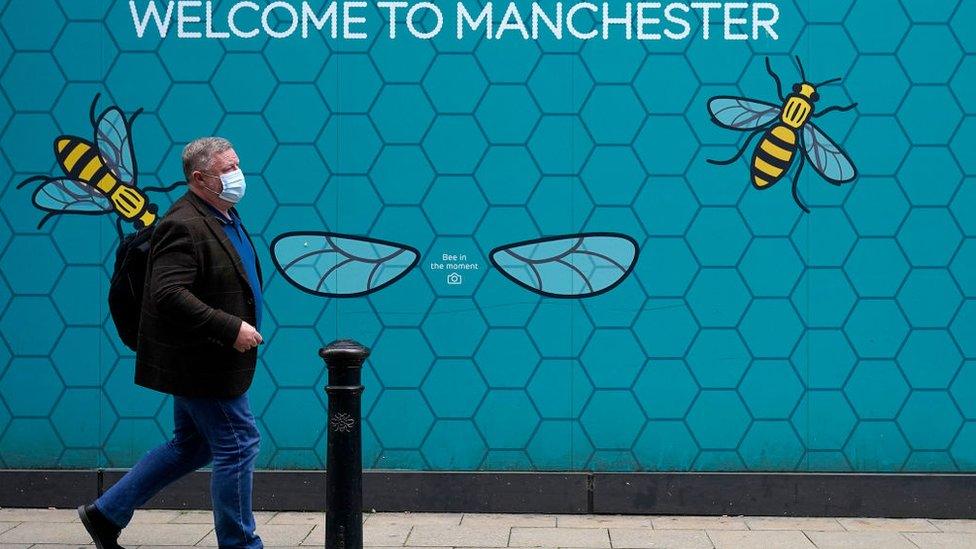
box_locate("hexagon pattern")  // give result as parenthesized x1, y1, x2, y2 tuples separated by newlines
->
(0, 0, 972, 473)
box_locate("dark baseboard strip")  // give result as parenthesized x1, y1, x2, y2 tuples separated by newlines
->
(592, 472, 976, 519)
(364, 471, 588, 514)
(95, 470, 587, 514)
(0, 470, 99, 508)
(1, 469, 974, 518)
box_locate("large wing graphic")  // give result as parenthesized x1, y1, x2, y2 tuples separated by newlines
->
(271, 232, 420, 297)
(490, 233, 639, 298)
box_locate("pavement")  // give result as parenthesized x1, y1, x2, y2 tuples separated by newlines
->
(1, 508, 976, 548)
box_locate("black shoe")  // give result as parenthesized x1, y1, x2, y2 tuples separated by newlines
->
(78, 503, 125, 549)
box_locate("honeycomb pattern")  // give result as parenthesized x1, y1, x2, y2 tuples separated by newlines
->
(0, 0, 973, 473)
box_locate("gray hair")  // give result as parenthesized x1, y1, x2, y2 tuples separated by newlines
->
(182, 137, 234, 182)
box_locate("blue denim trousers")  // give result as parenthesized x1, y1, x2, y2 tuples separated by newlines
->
(95, 392, 263, 549)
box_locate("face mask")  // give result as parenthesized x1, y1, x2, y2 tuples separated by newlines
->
(203, 168, 246, 203)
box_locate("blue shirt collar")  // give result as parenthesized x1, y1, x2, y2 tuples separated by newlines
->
(201, 200, 238, 226)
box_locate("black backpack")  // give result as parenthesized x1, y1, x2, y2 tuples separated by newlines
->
(108, 226, 155, 351)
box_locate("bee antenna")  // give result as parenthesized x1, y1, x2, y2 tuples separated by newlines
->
(815, 77, 842, 87)
(89, 93, 102, 128)
(794, 56, 806, 81)
(16, 175, 49, 189)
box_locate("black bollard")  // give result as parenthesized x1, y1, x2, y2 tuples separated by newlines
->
(319, 339, 370, 549)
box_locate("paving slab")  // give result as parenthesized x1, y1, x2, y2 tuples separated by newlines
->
(0, 522, 92, 545)
(364, 523, 414, 546)
(254, 511, 279, 525)
(167, 511, 215, 524)
(366, 513, 463, 527)
(196, 523, 314, 546)
(610, 528, 713, 548)
(556, 515, 654, 529)
(805, 530, 917, 549)
(127, 510, 184, 524)
(837, 517, 939, 532)
(931, 519, 976, 533)
(23, 545, 95, 548)
(652, 516, 749, 530)
(266, 512, 326, 525)
(707, 530, 816, 549)
(295, 523, 413, 546)
(116, 523, 214, 546)
(462, 514, 556, 527)
(0, 510, 78, 523)
(509, 527, 610, 548)
(407, 525, 511, 547)
(745, 517, 844, 531)
(905, 532, 976, 549)
(161, 510, 278, 525)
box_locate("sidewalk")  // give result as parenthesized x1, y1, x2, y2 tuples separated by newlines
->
(1, 508, 975, 548)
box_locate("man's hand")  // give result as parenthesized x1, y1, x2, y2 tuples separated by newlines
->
(233, 320, 263, 352)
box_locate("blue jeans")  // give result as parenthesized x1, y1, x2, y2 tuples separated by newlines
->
(95, 392, 263, 549)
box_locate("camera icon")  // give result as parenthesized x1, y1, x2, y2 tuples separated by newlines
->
(446, 272, 463, 286)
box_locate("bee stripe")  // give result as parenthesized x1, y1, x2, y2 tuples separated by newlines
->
(95, 173, 117, 194)
(761, 139, 792, 162)
(79, 155, 103, 181)
(757, 141, 790, 168)
(771, 125, 796, 145)
(89, 165, 111, 190)
(754, 175, 771, 188)
(754, 156, 785, 178)
(67, 149, 99, 180)
(766, 132, 795, 152)
(62, 143, 91, 172)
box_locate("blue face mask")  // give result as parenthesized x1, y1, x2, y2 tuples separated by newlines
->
(204, 168, 246, 203)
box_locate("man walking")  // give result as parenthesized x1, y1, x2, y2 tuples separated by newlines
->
(78, 137, 265, 549)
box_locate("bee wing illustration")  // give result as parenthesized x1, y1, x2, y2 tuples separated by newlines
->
(708, 96, 781, 130)
(271, 232, 420, 298)
(489, 233, 639, 298)
(94, 105, 137, 185)
(32, 178, 113, 214)
(802, 123, 857, 184)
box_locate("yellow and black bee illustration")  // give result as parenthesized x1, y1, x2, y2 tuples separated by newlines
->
(17, 94, 184, 236)
(707, 57, 858, 212)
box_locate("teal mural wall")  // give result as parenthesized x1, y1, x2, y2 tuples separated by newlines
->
(0, 0, 973, 473)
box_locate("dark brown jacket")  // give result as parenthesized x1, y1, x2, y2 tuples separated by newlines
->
(134, 190, 263, 398)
